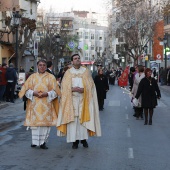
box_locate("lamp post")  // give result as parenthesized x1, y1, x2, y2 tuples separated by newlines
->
(12, 11, 21, 70)
(55, 34, 60, 73)
(144, 44, 148, 68)
(163, 37, 167, 70)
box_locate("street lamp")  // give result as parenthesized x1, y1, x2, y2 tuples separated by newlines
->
(55, 34, 61, 43)
(144, 44, 148, 68)
(55, 34, 61, 73)
(163, 36, 167, 70)
(12, 11, 21, 70)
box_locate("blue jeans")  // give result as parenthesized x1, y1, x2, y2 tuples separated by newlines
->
(0, 85, 6, 101)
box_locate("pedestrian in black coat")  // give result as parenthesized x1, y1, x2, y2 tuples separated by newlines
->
(135, 68, 161, 125)
(94, 68, 109, 111)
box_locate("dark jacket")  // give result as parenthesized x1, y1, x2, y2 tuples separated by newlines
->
(135, 77, 161, 108)
(94, 74, 109, 99)
(6, 67, 17, 83)
(46, 68, 53, 74)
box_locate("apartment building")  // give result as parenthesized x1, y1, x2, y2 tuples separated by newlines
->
(0, 0, 39, 70)
(36, 10, 109, 68)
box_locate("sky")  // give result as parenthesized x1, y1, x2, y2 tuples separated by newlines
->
(38, 0, 108, 13)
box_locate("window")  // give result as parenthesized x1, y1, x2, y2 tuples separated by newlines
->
(91, 34, 94, 39)
(99, 37, 102, 40)
(99, 47, 102, 51)
(79, 32, 83, 38)
(85, 53, 89, 60)
(85, 32, 89, 39)
(91, 45, 95, 50)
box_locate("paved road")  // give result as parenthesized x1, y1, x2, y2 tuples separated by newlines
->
(0, 84, 170, 170)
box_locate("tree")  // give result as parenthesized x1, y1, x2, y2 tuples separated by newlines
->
(37, 22, 79, 72)
(0, 11, 36, 68)
(106, 0, 170, 64)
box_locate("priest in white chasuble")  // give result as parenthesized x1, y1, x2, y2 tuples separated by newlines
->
(57, 54, 101, 149)
(19, 59, 61, 149)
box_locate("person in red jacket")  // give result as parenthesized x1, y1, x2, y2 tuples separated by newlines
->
(0, 63, 7, 102)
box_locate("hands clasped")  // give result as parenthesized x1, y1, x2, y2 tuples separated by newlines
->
(33, 91, 48, 98)
(72, 87, 84, 93)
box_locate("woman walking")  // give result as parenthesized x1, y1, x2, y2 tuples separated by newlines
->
(134, 68, 161, 125)
(94, 68, 109, 111)
(131, 65, 145, 119)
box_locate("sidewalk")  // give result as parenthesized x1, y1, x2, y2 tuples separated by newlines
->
(0, 98, 24, 134)
(0, 98, 23, 110)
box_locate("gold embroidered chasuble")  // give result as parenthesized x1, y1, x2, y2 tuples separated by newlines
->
(57, 66, 101, 137)
(19, 72, 61, 127)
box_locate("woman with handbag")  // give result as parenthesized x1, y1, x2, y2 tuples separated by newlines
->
(133, 68, 161, 125)
(94, 68, 109, 111)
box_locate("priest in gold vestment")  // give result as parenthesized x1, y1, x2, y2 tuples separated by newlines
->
(19, 60, 61, 149)
(57, 54, 101, 149)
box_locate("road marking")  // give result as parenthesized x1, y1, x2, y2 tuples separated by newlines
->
(128, 148, 134, 158)
(127, 128, 131, 137)
(108, 100, 120, 106)
(126, 114, 129, 119)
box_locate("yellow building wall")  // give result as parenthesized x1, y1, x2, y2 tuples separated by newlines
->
(0, 45, 13, 64)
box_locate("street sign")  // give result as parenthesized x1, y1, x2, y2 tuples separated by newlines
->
(156, 54, 162, 60)
(156, 60, 162, 63)
(145, 56, 148, 61)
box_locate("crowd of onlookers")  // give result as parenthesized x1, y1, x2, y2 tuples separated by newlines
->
(0, 63, 18, 103)
(0, 61, 71, 104)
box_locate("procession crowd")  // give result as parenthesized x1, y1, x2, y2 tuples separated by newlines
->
(0, 55, 169, 150)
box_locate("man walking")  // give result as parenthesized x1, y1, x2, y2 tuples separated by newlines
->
(5, 63, 17, 103)
(57, 54, 101, 149)
(19, 60, 61, 149)
(46, 61, 54, 75)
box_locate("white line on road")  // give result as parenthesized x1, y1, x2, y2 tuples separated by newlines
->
(127, 128, 131, 137)
(128, 148, 134, 159)
(126, 114, 129, 119)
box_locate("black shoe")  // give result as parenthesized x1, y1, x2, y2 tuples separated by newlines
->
(31, 144, 37, 148)
(144, 121, 148, 125)
(133, 114, 137, 117)
(72, 140, 79, 149)
(40, 142, 48, 149)
(81, 140, 88, 148)
(149, 120, 152, 125)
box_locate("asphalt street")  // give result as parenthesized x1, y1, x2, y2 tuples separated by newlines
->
(0, 84, 170, 170)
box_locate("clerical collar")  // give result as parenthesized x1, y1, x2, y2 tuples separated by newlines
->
(73, 66, 81, 70)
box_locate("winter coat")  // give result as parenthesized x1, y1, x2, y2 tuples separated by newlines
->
(135, 77, 161, 108)
(94, 74, 109, 100)
(6, 67, 17, 83)
(131, 73, 145, 107)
